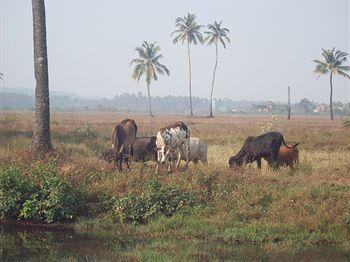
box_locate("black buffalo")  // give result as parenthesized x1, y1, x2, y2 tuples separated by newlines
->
(102, 136, 156, 165)
(228, 131, 297, 170)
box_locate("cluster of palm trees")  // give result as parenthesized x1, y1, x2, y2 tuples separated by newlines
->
(130, 13, 230, 117)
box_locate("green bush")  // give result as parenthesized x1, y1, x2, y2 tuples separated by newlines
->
(0, 159, 83, 223)
(0, 167, 37, 219)
(113, 178, 194, 224)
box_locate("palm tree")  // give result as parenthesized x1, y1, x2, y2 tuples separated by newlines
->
(204, 21, 230, 118)
(31, 0, 52, 153)
(313, 48, 350, 120)
(130, 41, 170, 117)
(172, 13, 203, 117)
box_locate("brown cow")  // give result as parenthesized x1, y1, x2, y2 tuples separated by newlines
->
(110, 119, 137, 171)
(101, 136, 156, 164)
(264, 143, 299, 168)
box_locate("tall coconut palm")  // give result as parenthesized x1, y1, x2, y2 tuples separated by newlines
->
(130, 41, 170, 117)
(31, 0, 52, 153)
(172, 13, 203, 117)
(204, 21, 230, 118)
(313, 48, 350, 120)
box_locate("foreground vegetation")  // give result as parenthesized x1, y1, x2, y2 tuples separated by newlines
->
(1, 111, 350, 259)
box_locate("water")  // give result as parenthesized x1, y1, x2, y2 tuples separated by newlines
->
(1, 224, 349, 261)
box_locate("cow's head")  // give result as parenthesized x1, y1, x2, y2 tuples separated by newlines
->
(228, 155, 244, 169)
(101, 148, 115, 163)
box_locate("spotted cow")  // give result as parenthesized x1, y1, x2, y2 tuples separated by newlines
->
(156, 121, 190, 172)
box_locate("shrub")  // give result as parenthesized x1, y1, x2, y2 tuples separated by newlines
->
(0, 167, 37, 219)
(113, 178, 194, 224)
(19, 174, 82, 223)
(0, 159, 83, 223)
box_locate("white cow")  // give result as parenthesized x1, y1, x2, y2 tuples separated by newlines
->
(155, 121, 190, 172)
(169, 137, 207, 166)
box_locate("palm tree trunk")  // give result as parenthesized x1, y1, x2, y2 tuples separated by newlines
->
(147, 83, 154, 117)
(187, 41, 193, 117)
(329, 73, 334, 121)
(31, 0, 52, 153)
(209, 43, 218, 118)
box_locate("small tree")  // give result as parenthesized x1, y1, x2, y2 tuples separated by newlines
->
(204, 21, 230, 118)
(312, 48, 350, 120)
(130, 41, 170, 117)
(172, 13, 203, 117)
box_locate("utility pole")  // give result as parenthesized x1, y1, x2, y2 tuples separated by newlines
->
(287, 86, 291, 120)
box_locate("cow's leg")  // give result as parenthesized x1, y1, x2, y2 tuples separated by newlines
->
(271, 150, 279, 170)
(183, 142, 190, 168)
(175, 149, 182, 168)
(113, 151, 118, 171)
(257, 157, 262, 170)
(168, 161, 173, 172)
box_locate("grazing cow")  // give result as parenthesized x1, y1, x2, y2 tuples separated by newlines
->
(228, 131, 297, 170)
(265, 143, 299, 168)
(156, 121, 190, 171)
(131, 136, 157, 162)
(101, 136, 156, 164)
(169, 137, 207, 166)
(110, 119, 137, 171)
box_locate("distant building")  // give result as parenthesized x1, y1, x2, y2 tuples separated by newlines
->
(313, 104, 327, 113)
(254, 102, 274, 113)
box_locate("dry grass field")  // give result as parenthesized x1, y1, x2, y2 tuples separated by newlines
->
(1, 111, 350, 260)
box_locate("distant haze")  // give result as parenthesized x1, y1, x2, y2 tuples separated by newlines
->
(1, 0, 349, 103)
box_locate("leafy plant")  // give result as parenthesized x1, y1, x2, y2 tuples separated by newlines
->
(113, 178, 194, 224)
(0, 159, 83, 223)
(0, 167, 37, 219)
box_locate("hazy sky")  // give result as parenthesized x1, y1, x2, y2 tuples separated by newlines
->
(1, 0, 349, 102)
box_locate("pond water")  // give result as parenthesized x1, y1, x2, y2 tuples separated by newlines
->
(1, 224, 349, 261)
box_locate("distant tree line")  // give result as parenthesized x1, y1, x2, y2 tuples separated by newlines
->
(1, 91, 349, 116)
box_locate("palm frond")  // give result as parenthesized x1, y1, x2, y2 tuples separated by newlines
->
(204, 20, 230, 48)
(172, 12, 203, 46)
(336, 69, 350, 79)
(313, 48, 349, 79)
(129, 58, 144, 66)
(130, 41, 170, 85)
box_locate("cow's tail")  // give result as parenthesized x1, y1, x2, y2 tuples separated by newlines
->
(282, 137, 299, 149)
